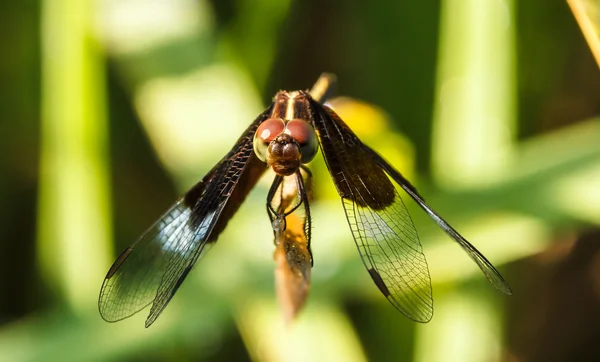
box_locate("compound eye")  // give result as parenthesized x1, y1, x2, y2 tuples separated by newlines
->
(286, 119, 319, 163)
(253, 118, 285, 162)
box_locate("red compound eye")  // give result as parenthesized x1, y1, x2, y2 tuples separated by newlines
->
(253, 118, 285, 162)
(286, 119, 319, 163)
(256, 118, 285, 143)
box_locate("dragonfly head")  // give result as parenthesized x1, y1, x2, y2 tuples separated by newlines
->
(254, 118, 319, 176)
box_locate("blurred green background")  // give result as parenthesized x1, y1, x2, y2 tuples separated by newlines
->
(1, 0, 600, 361)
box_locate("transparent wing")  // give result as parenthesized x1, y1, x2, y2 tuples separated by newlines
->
(370, 149, 512, 296)
(99, 107, 271, 327)
(342, 188, 433, 322)
(98, 200, 213, 324)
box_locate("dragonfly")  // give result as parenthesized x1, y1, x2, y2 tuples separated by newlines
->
(98, 73, 511, 327)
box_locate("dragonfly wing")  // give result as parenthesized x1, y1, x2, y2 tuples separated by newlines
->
(311, 99, 511, 322)
(370, 149, 512, 295)
(310, 101, 433, 322)
(99, 107, 272, 327)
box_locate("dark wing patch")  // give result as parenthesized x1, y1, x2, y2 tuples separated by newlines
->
(309, 104, 395, 210)
(99, 107, 271, 327)
(311, 102, 433, 322)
